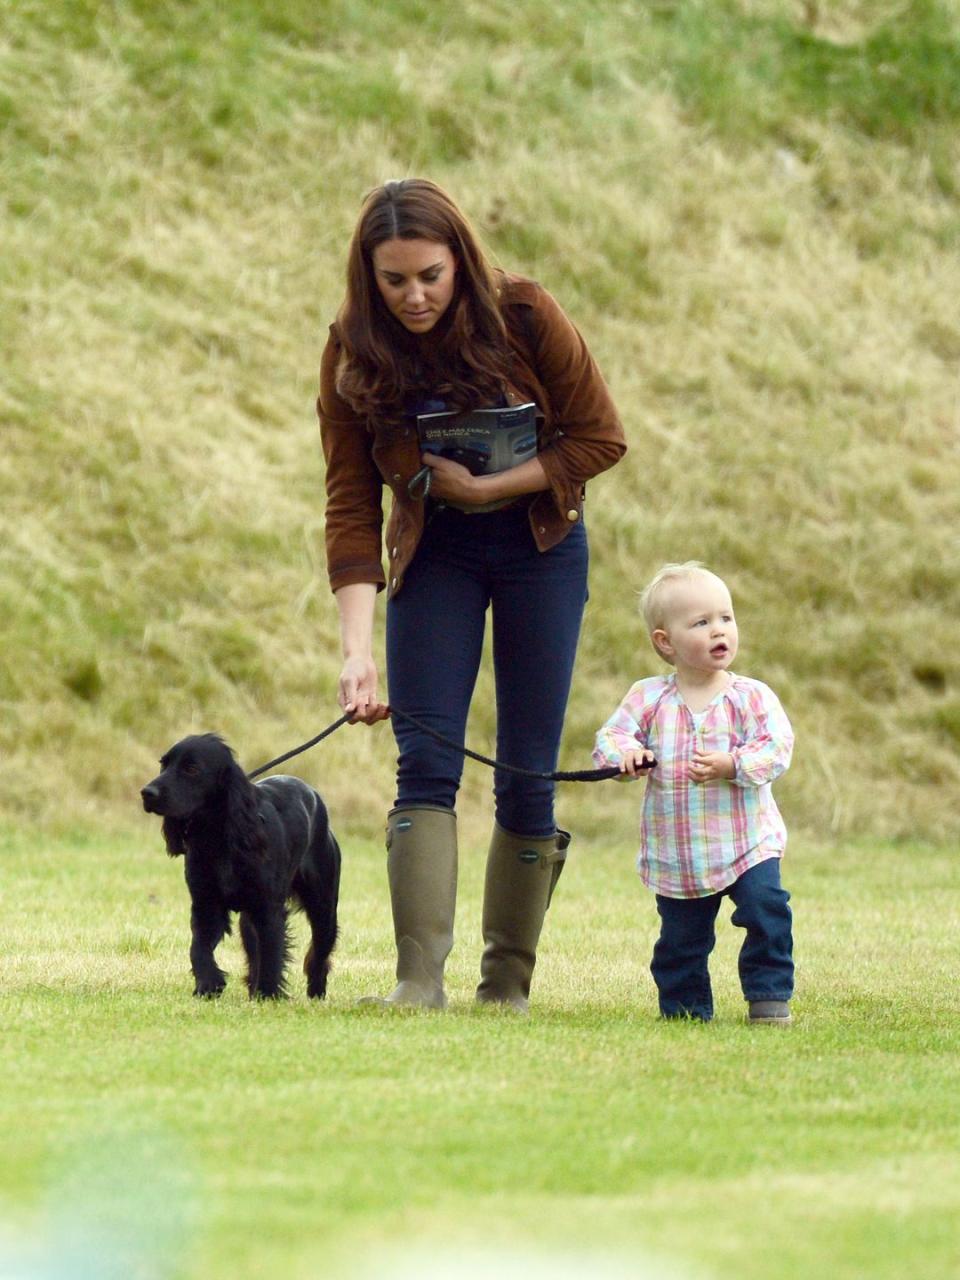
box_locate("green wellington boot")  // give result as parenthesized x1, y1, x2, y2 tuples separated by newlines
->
(366, 805, 458, 1009)
(475, 822, 570, 1013)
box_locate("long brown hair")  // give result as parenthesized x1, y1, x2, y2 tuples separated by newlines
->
(335, 179, 510, 418)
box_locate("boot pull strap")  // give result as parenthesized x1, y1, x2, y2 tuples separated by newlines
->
(538, 828, 571, 869)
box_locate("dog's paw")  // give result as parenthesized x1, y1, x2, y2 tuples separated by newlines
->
(193, 978, 226, 998)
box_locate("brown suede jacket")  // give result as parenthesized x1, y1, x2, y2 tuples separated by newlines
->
(317, 274, 627, 598)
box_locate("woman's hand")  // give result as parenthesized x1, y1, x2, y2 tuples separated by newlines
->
(420, 452, 482, 505)
(334, 583, 389, 725)
(421, 450, 552, 508)
(338, 655, 390, 724)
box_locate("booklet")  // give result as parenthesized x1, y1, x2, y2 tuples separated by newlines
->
(415, 402, 539, 476)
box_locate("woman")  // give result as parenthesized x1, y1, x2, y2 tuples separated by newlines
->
(318, 179, 626, 1011)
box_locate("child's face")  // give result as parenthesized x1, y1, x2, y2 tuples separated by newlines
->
(652, 575, 739, 675)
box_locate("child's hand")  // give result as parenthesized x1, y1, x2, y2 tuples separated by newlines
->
(690, 750, 736, 783)
(619, 749, 657, 778)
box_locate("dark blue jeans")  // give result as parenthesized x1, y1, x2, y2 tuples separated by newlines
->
(386, 500, 589, 837)
(651, 857, 794, 1020)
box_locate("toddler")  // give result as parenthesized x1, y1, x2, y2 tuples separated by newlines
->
(593, 562, 795, 1024)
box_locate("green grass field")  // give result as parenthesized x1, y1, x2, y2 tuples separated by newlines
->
(3, 1, 960, 1276)
(1, 826, 958, 1280)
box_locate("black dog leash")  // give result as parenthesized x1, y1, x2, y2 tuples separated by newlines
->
(389, 708, 630, 782)
(248, 708, 653, 782)
(247, 714, 353, 780)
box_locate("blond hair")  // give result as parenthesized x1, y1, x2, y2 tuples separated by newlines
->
(640, 562, 730, 659)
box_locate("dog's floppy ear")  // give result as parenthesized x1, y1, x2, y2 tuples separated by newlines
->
(223, 758, 263, 864)
(162, 816, 188, 857)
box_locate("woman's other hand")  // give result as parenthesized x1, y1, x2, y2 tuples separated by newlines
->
(334, 583, 390, 724)
(421, 450, 550, 508)
(338, 655, 390, 724)
(420, 452, 480, 505)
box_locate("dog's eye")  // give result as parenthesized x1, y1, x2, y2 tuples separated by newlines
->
(181, 762, 201, 777)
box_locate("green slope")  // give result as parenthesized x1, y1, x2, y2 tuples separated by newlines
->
(3, 0, 960, 838)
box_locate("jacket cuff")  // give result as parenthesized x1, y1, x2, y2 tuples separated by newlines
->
(328, 563, 387, 594)
(537, 448, 581, 515)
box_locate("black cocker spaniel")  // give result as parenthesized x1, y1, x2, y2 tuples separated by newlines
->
(141, 734, 341, 1000)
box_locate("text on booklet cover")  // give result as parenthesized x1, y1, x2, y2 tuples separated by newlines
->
(416, 403, 539, 476)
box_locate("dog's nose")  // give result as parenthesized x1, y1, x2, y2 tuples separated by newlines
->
(141, 784, 161, 812)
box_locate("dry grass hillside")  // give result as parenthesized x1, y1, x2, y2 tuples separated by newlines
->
(2, 0, 959, 842)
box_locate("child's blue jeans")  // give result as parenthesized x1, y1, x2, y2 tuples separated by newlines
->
(651, 856, 794, 1020)
(386, 500, 589, 838)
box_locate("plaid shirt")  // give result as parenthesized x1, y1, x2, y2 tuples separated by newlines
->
(593, 673, 794, 898)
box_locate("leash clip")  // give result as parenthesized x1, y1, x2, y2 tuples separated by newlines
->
(408, 465, 432, 500)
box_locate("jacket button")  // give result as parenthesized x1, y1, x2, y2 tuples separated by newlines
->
(393, 473, 402, 482)
(392, 547, 398, 558)
(566, 509, 579, 522)
(391, 577, 398, 589)
(538, 526, 546, 535)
